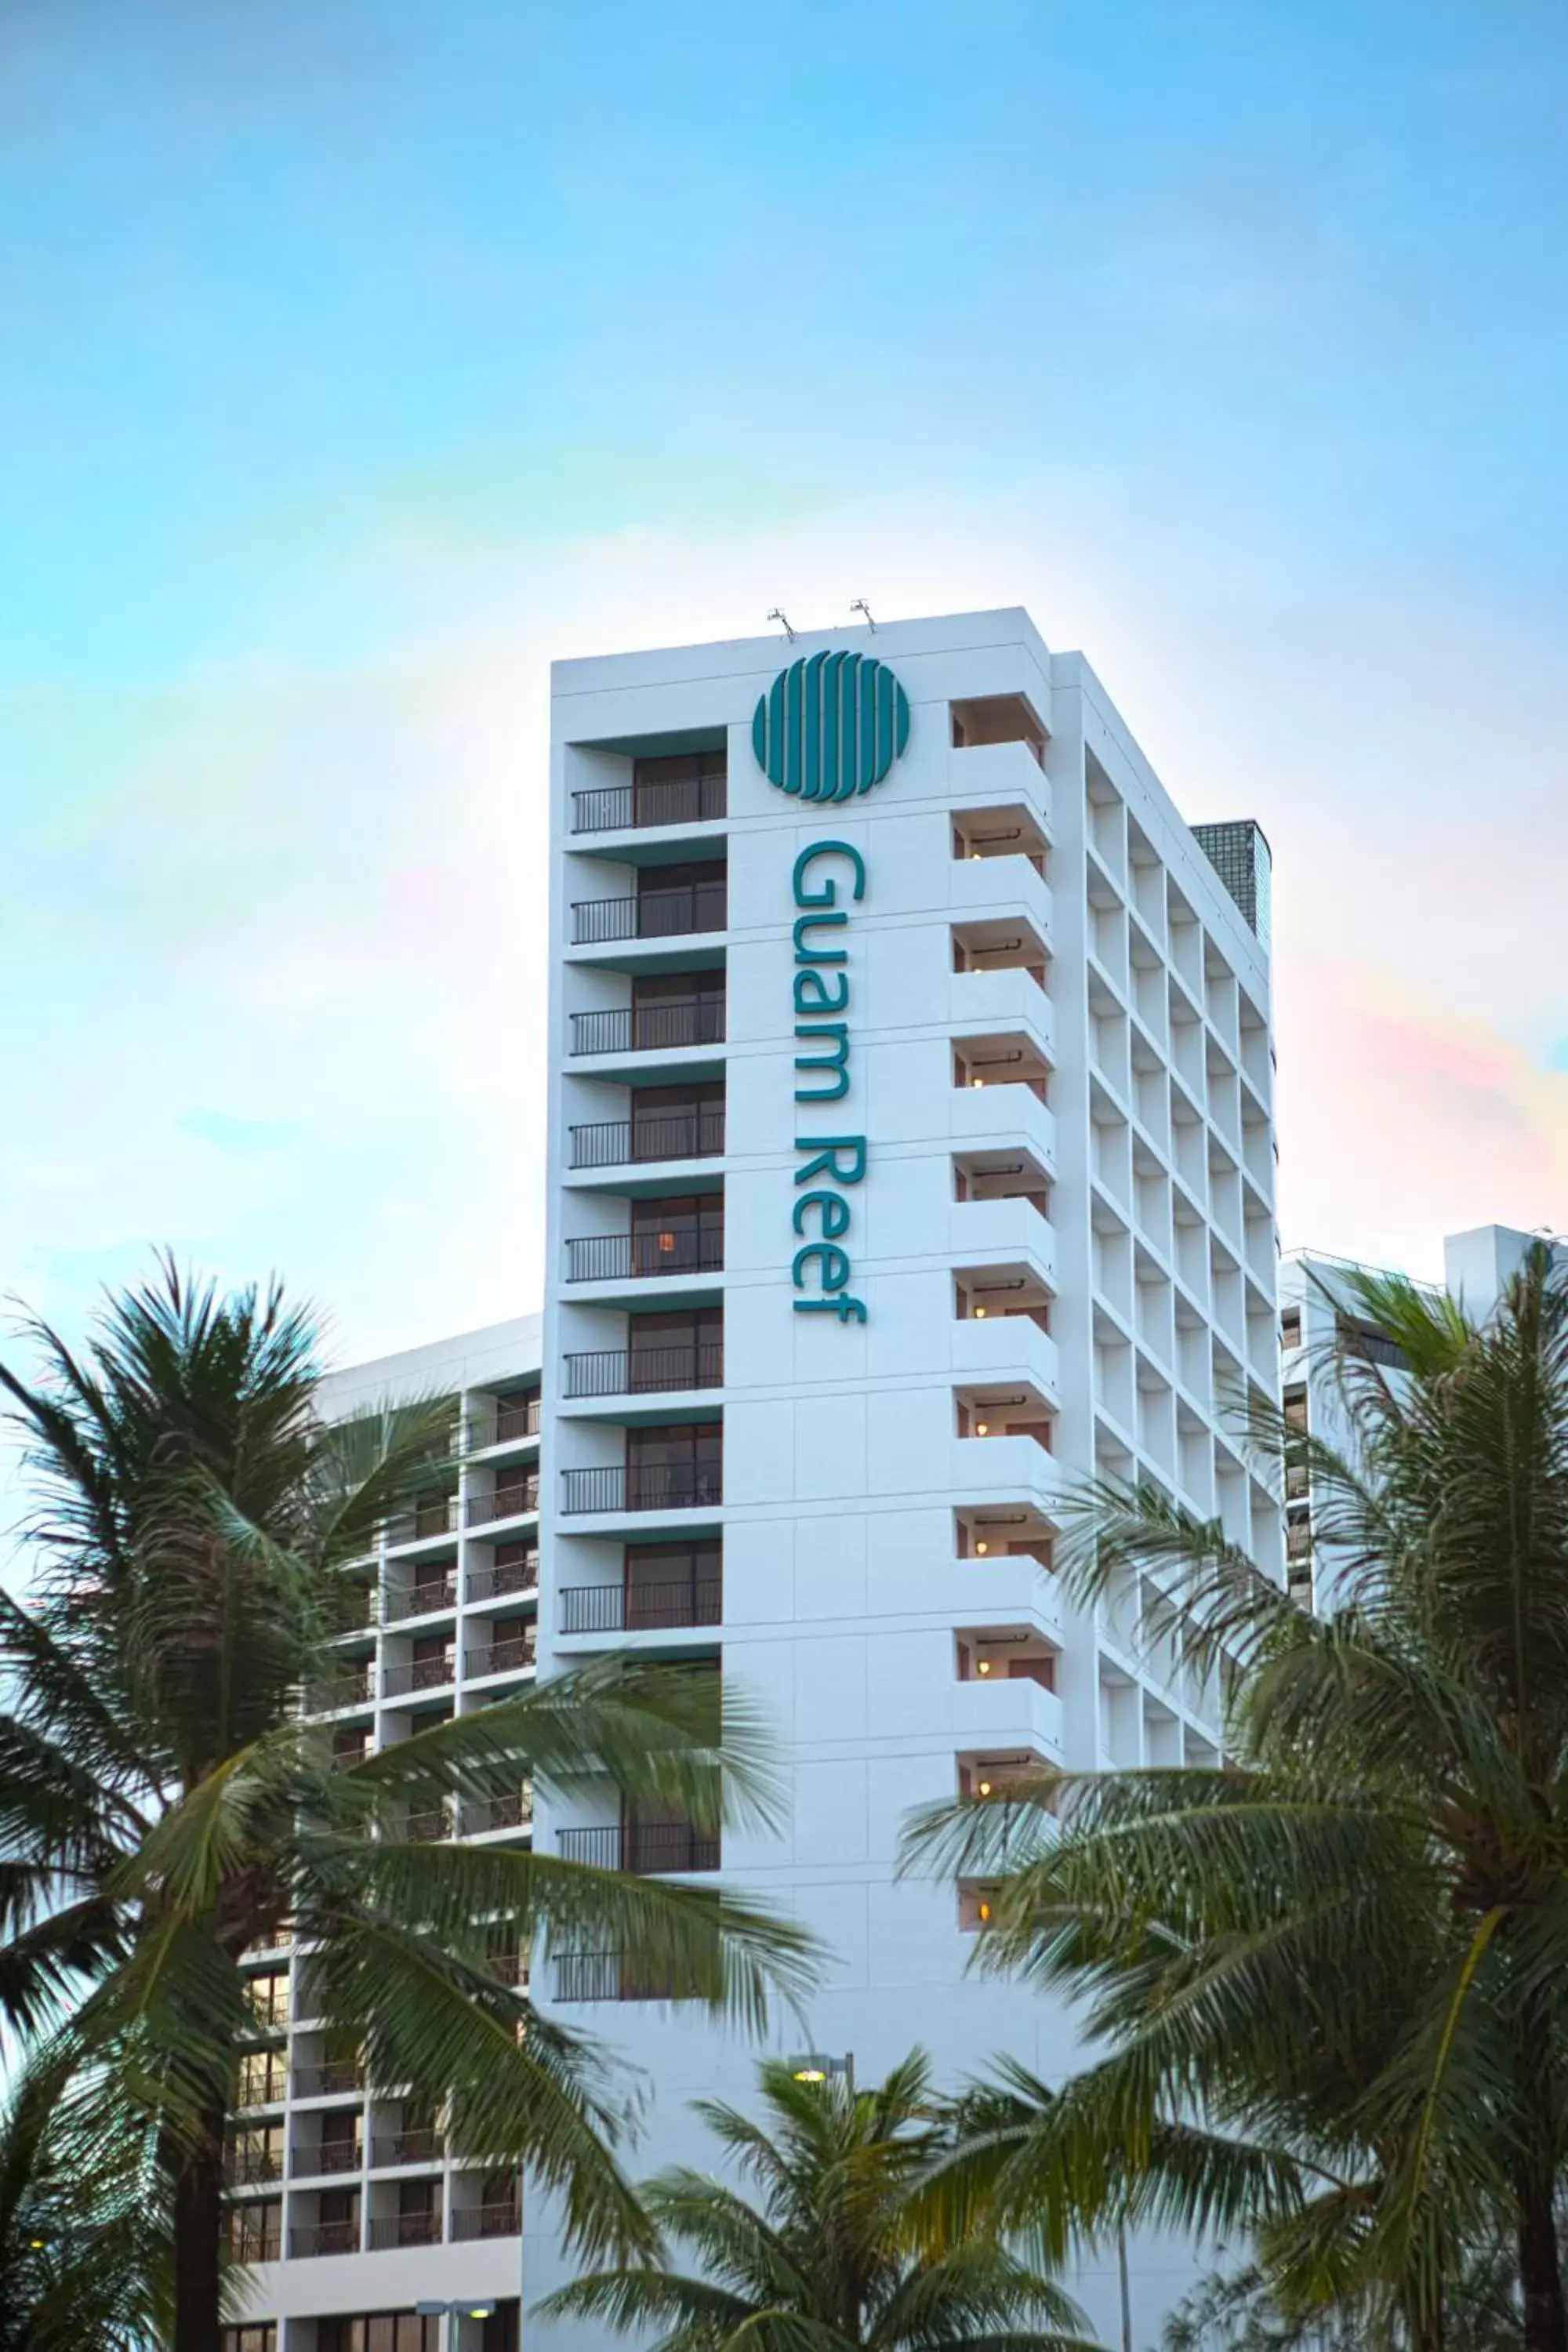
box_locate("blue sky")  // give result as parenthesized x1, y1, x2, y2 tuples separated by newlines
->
(3, 0, 1567, 1388)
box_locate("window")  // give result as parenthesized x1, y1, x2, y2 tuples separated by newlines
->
(243, 1971, 290, 2028)
(630, 1192, 723, 1275)
(318, 2318, 440, 2352)
(1283, 1384, 1308, 1432)
(229, 2200, 281, 2263)
(1280, 1306, 1301, 1348)
(223, 2329, 277, 2352)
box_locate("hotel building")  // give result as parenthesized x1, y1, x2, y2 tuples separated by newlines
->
(230, 608, 1281, 2348)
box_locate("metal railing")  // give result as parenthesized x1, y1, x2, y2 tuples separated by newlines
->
(568, 1107, 724, 1170)
(383, 1574, 457, 1622)
(570, 999, 727, 1057)
(451, 2200, 521, 2241)
(237, 2060, 289, 2107)
(390, 1497, 460, 1542)
(560, 1462, 721, 1516)
(225, 2144, 284, 2187)
(289, 2220, 358, 2258)
(313, 1665, 372, 1710)
(571, 880, 728, 946)
(461, 1789, 532, 1836)
(565, 1229, 724, 1283)
(560, 1577, 721, 1635)
(466, 1477, 540, 1526)
(553, 1951, 687, 2002)
(406, 1808, 448, 1844)
(382, 1656, 453, 1699)
(297, 2139, 362, 2177)
(557, 1823, 719, 1875)
(572, 773, 727, 834)
(465, 1398, 541, 1450)
(564, 1343, 723, 1399)
(368, 2211, 442, 2250)
(293, 2060, 363, 2099)
(234, 2220, 284, 2263)
(488, 1952, 529, 1987)
(466, 1554, 538, 1602)
(371, 2130, 444, 2169)
(465, 1636, 536, 1680)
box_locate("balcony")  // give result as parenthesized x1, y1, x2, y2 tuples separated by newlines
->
(451, 2199, 522, 2241)
(391, 1497, 460, 1544)
(372, 2130, 444, 2169)
(312, 1664, 373, 1711)
(406, 1807, 449, 1844)
(569, 1107, 725, 1171)
(463, 1635, 536, 1680)
(572, 771, 726, 835)
(953, 1671, 1065, 1759)
(465, 1397, 540, 1450)
(225, 2145, 284, 2188)
(289, 2220, 358, 2258)
(294, 2061, 363, 2099)
(558, 1822, 719, 1875)
(560, 1576, 721, 1635)
(466, 1475, 540, 1526)
(565, 1229, 724, 1283)
(563, 1343, 723, 1399)
(553, 1951, 687, 2003)
(368, 2211, 442, 2251)
(295, 2139, 363, 2179)
(467, 1553, 539, 1602)
(383, 1573, 457, 1623)
(461, 1788, 532, 1835)
(234, 2218, 283, 2263)
(571, 879, 727, 947)
(560, 1463, 722, 1517)
(571, 999, 727, 1057)
(381, 1655, 453, 1699)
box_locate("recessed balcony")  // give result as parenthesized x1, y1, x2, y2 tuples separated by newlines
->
(953, 1035, 1049, 1105)
(560, 1461, 723, 1516)
(572, 760, 727, 837)
(460, 1787, 533, 1836)
(951, 800, 1050, 877)
(558, 1820, 720, 1875)
(956, 1625, 1058, 1690)
(368, 2209, 442, 2252)
(381, 1652, 453, 1700)
(290, 2217, 359, 2259)
(570, 995, 727, 1058)
(383, 1571, 457, 1624)
(559, 1555, 722, 1635)
(293, 2060, 364, 2100)
(463, 1394, 540, 1452)
(371, 2129, 444, 2170)
(569, 1102, 725, 1171)
(466, 1472, 540, 1527)
(563, 1341, 723, 1400)
(451, 2195, 523, 2241)
(466, 1548, 538, 1602)
(291, 2129, 364, 2180)
(565, 1220, 724, 1285)
(463, 1630, 537, 1681)
(571, 871, 727, 948)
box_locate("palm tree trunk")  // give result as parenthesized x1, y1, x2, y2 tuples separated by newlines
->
(172, 2111, 226, 2352)
(1517, 2169, 1568, 2352)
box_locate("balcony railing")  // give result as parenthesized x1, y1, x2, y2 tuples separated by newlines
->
(572, 773, 727, 834)
(571, 880, 728, 946)
(368, 2211, 442, 2251)
(237, 2060, 289, 2108)
(451, 2200, 522, 2241)
(558, 1823, 719, 1875)
(553, 1951, 689, 2003)
(289, 2220, 358, 2258)
(565, 1230, 724, 1283)
(299, 2140, 362, 2177)
(466, 1398, 541, 1450)
(372, 2130, 445, 2169)
(560, 1577, 721, 1635)
(391, 1498, 459, 1542)
(234, 2221, 284, 2263)
(461, 1789, 533, 1835)
(570, 1000, 727, 1058)
(464, 1636, 536, 1680)
(294, 2061, 362, 2099)
(313, 1665, 373, 1711)
(382, 1656, 453, 1699)
(568, 1108, 724, 1171)
(564, 1343, 723, 1399)
(225, 2146, 284, 2187)
(560, 1463, 722, 1516)
(406, 1808, 449, 1844)
(467, 1554, 539, 1602)
(383, 1575, 458, 1623)
(466, 1477, 540, 1526)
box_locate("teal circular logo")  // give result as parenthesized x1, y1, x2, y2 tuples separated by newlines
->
(753, 648, 910, 802)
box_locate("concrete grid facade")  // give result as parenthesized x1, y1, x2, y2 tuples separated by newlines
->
(232, 607, 1283, 2349)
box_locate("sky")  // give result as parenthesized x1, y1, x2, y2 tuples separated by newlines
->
(2, 0, 1567, 1396)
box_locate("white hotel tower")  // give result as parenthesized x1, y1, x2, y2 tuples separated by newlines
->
(532, 607, 1283, 2343)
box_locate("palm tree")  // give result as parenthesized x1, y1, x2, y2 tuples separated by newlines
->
(538, 2049, 1098, 2349)
(0, 1259, 816, 2352)
(902, 1243, 1568, 2352)
(0, 2051, 169, 2350)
